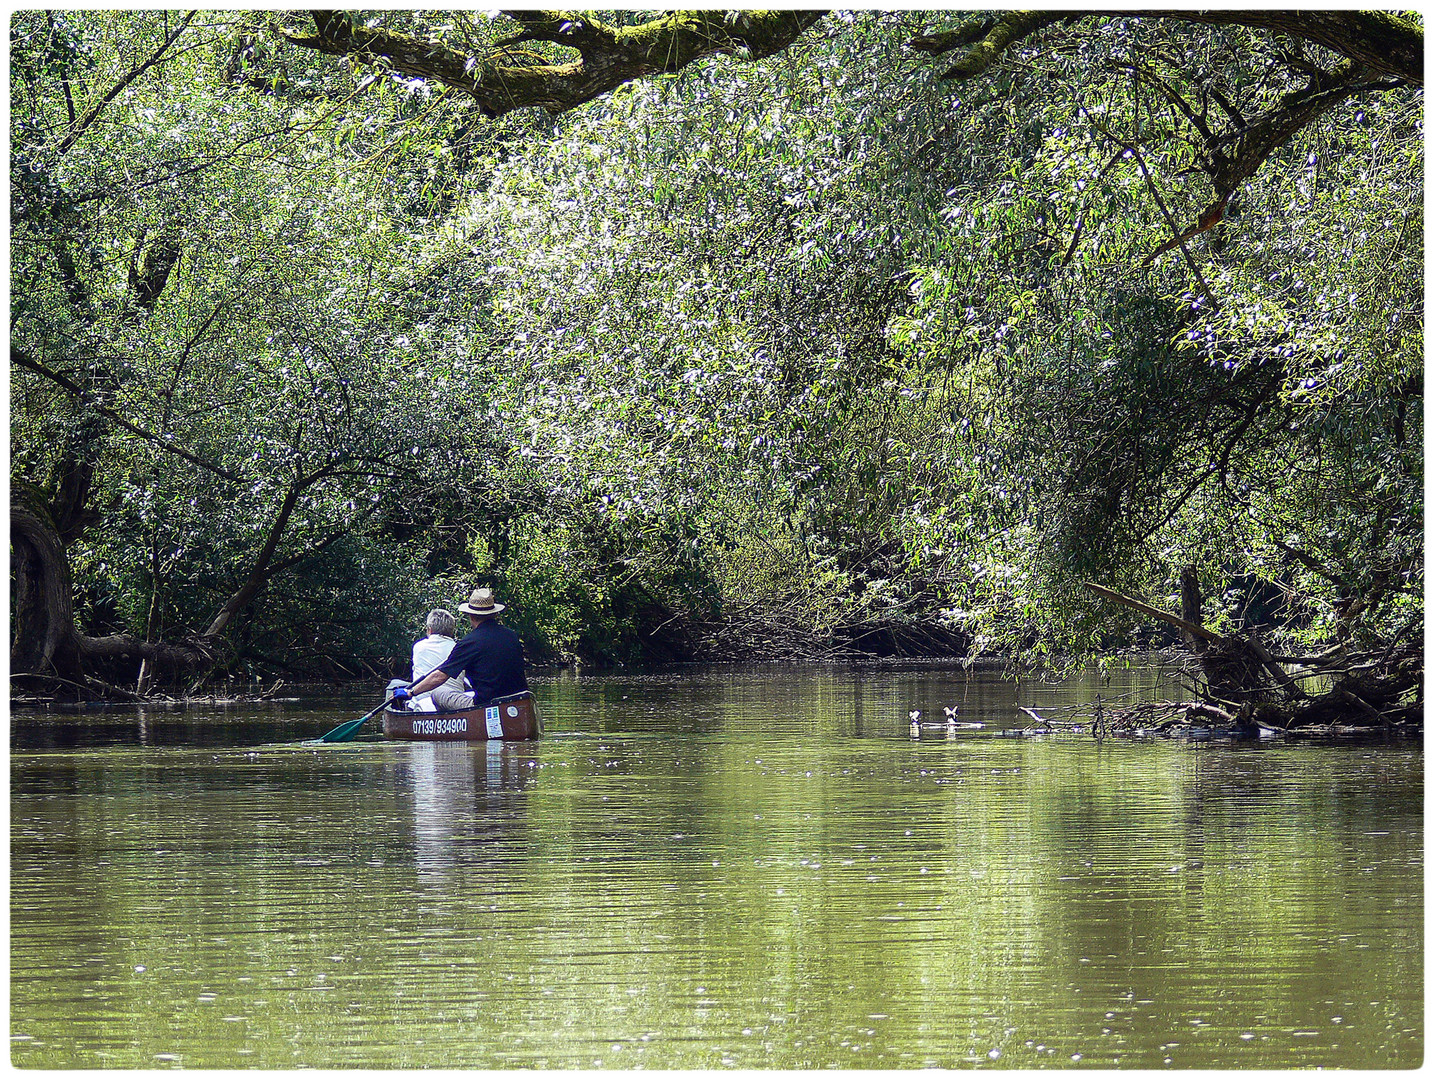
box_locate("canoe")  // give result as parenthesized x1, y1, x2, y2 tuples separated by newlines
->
(382, 690, 543, 742)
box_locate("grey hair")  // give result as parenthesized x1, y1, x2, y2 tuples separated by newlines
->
(425, 608, 457, 638)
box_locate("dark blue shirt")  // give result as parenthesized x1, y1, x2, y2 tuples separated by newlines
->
(438, 619, 528, 704)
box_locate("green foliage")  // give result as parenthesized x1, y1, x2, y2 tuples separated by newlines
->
(818, 14, 1419, 661)
(10, 11, 474, 672)
(9, 10, 1423, 677)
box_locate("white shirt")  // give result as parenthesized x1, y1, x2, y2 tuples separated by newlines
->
(411, 635, 465, 699)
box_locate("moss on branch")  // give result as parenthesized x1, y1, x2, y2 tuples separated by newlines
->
(935, 11, 1070, 82)
(281, 10, 826, 118)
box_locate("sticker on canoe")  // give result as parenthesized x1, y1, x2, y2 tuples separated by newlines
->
(485, 706, 503, 738)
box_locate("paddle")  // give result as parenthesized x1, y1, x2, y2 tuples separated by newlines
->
(317, 694, 399, 743)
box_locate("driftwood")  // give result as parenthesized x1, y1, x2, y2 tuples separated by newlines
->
(1084, 578, 1421, 732)
(690, 591, 970, 663)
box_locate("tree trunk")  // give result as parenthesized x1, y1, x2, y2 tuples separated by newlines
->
(11, 489, 215, 695)
(76, 633, 217, 689)
(1085, 579, 1421, 730)
(203, 479, 304, 637)
(10, 492, 82, 680)
(1179, 565, 1204, 654)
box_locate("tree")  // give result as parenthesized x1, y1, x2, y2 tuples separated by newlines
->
(389, 9, 1420, 703)
(10, 12, 463, 693)
(10, 10, 1422, 722)
(276, 9, 1421, 232)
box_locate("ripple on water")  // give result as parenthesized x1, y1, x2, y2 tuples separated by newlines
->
(8, 678, 1424, 1069)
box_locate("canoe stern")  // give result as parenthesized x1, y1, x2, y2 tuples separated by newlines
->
(382, 691, 542, 741)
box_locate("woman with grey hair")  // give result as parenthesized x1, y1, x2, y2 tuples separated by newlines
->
(394, 608, 466, 710)
(423, 608, 456, 639)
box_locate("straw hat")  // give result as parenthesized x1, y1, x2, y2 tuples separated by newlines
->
(458, 586, 505, 616)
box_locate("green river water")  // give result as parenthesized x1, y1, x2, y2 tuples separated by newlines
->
(10, 663, 1423, 1068)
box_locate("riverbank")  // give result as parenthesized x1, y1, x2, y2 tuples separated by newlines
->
(12, 644, 1423, 736)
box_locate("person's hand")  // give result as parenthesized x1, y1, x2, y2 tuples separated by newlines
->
(392, 686, 413, 702)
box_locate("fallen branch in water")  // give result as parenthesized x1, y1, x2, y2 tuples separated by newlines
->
(1083, 578, 1421, 732)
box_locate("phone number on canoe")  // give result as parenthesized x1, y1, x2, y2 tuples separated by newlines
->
(411, 717, 468, 735)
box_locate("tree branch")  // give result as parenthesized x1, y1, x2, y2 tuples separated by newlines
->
(1082, 111, 1221, 308)
(914, 10, 1421, 86)
(203, 478, 307, 637)
(907, 16, 1000, 58)
(1121, 9, 1422, 85)
(202, 477, 384, 637)
(1084, 580, 1229, 645)
(12, 349, 242, 481)
(1137, 62, 1372, 265)
(1272, 540, 1351, 591)
(57, 11, 196, 157)
(280, 10, 826, 118)
(935, 11, 1071, 81)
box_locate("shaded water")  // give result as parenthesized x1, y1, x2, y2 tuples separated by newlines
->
(11, 663, 1423, 1068)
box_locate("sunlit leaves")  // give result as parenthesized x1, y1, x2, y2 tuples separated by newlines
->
(10, 11, 466, 658)
(11, 10, 1422, 670)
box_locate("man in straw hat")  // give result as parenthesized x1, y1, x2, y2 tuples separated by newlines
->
(393, 587, 528, 711)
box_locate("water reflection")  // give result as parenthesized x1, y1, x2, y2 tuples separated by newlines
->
(404, 742, 538, 877)
(10, 665, 1422, 1069)
(533, 659, 1181, 739)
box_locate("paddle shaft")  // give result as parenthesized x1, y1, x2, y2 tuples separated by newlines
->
(318, 692, 402, 742)
(355, 695, 397, 725)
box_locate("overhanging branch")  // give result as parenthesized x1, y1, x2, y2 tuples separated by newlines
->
(1122, 9, 1422, 85)
(279, 9, 827, 118)
(910, 9, 1422, 86)
(12, 350, 242, 481)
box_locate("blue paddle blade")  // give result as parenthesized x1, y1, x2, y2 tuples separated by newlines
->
(318, 717, 369, 742)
